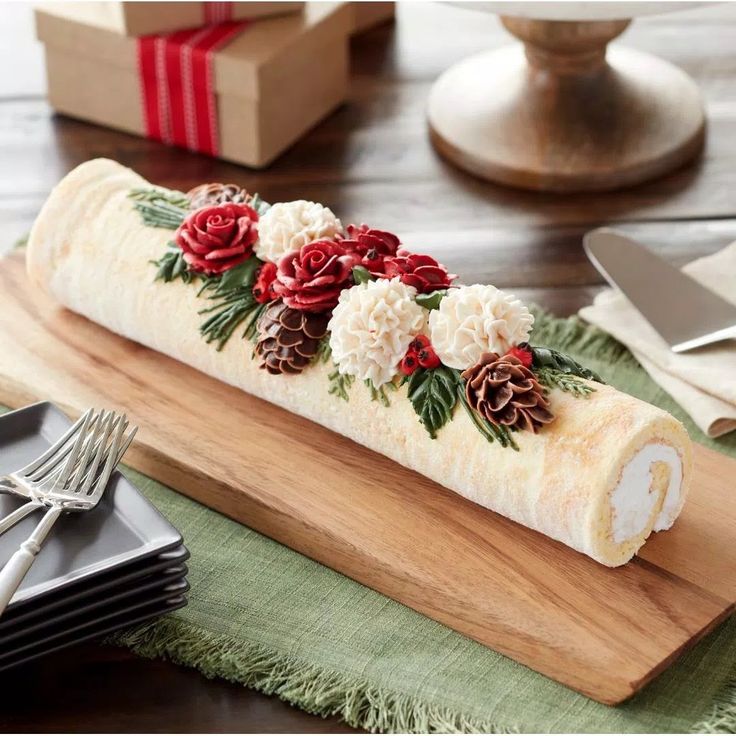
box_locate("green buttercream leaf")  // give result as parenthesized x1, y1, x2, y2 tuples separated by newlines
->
(151, 245, 195, 284)
(216, 257, 262, 293)
(249, 193, 271, 216)
(415, 290, 447, 311)
(352, 266, 374, 285)
(405, 366, 460, 439)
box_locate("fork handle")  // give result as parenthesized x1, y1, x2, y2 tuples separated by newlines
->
(0, 500, 44, 535)
(0, 504, 63, 616)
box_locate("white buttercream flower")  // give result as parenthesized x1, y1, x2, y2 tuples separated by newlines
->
(428, 284, 533, 370)
(254, 200, 343, 263)
(328, 278, 425, 387)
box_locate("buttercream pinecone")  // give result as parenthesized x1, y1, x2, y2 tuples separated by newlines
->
(256, 301, 329, 375)
(462, 352, 554, 433)
(187, 183, 251, 210)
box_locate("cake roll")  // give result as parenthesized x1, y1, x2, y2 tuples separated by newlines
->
(26, 158, 692, 567)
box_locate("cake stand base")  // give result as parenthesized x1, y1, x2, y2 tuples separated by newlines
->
(428, 17, 706, 193)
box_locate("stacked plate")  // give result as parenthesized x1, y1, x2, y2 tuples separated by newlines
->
(0, 402, 188, 671)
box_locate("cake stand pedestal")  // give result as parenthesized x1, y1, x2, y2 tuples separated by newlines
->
(428, 14, 706, 192)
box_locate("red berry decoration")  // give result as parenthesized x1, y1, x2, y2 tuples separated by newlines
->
(253, 262, 278, 304)
(506, 345, 533, 369)
(383, 249, 456, 294)
(417, 347, 441, 369)
(175, 203, 259, 275)
(400, 351, 420, 376)
(410, 335, 431, 351)
(402, 335, 441, 373)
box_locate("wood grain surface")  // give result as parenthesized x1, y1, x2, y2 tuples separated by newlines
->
(0, 252, 733, 706)
(2, 1, 736, 730)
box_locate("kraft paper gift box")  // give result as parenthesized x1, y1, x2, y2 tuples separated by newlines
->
(36, 3, 351, 168)
(350, 2, 394, 34)
(59, 2, 306, 37)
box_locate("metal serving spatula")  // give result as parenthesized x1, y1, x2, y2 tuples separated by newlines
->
(583, 228, 736, 353)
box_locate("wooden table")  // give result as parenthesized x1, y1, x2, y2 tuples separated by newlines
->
(1, 1, 735, 731)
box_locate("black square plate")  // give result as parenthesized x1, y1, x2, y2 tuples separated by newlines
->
(0, 564, 188, 644)
(0, 594, 188, 672)
(0, 402, 183, 610)
(0, 544, 189, 630)
(0, 578, 189, 663)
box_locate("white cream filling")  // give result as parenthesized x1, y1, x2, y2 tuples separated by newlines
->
(610, 443, 683, 543)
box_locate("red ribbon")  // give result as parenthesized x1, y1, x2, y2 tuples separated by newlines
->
(204, 2, 235, 24)
(137, 21, 246, 156)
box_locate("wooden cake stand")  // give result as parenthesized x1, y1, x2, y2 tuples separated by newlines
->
(428, 3, 706, 192)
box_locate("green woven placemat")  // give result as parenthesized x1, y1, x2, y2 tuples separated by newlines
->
(95, 313, 734, 732)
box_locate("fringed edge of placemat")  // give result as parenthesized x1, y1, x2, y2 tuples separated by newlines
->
(108, 616, 520, 734)
(109, 612, 736, 734)
(692, 675, 736, 734)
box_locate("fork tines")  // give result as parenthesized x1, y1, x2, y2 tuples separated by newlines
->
(16, 409, 137, 499)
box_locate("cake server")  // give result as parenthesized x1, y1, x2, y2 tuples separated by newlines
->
(583, 228, 736, 353)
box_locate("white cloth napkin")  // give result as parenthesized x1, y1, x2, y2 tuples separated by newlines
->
(579, 241, 736, 438)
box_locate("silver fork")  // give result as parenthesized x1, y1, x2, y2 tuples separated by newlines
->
(0, 409, 135, 535)
(0, 409, 138, 615)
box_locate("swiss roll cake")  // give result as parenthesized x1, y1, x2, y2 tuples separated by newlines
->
(26, 159, 692, 567)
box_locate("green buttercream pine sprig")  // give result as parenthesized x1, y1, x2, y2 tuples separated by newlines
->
(196, 258, 265, 350)
(328, 366, 355, 402)
(535, 367, 595, 397)
(530, 345, 602, 398)
(365, 379, 396, 408)
(315, 337, 334, 365)
(129, 187, 189, 230)
(457, 381, 519, 450)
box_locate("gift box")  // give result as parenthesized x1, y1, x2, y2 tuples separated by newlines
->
(36, 3, 351, 168)
(350, 2, 394, 34)
(57, 1, 305, 37)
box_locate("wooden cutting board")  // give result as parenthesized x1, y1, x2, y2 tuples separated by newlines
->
(1, 252, 734, 705)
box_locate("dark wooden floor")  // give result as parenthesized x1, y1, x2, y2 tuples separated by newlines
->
(1, 1, 736, 732)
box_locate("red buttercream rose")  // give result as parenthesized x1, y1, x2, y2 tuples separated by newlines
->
(383, 249, 456, 294)
(339, 224, 400, 277)
(273, 240, 357, 313)
(175, 203, 258, 275)
(253, 262, 278, 304)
